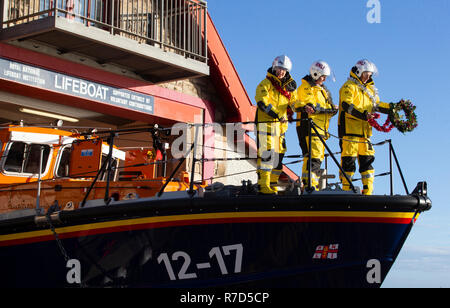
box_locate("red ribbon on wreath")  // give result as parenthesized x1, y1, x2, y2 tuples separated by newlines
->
(368, 113, 395, 132)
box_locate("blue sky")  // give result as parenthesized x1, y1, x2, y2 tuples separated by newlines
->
(208, 0, 450, 287)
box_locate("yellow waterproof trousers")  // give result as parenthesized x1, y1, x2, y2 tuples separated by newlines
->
(301, 136, 325, 190)
(257, 125, 286, 194)
(340, 136, 375, 195)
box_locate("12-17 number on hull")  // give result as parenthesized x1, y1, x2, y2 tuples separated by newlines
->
(157, 244, 243, 281)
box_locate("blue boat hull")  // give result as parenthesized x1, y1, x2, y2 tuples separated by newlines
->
(0, 193, 430, 288)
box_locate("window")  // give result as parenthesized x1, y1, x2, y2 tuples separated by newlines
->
(56, 145, 72, 178)
(3, 142, 51, 175)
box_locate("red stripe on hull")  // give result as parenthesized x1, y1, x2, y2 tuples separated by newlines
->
(0, 216, 413, 247)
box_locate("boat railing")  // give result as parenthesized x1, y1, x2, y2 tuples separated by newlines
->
(0, 118, 414, 213)
(305, 118, 409, 196)
(173, 119, 411, 197)
(68, 119, 413, 205)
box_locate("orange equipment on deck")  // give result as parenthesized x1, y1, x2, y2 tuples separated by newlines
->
(0, 126, 200, 214)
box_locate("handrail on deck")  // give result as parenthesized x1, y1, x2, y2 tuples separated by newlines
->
(305, 119, 409, 196)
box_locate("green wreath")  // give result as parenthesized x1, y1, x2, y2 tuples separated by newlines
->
(389, 99, 418, 133)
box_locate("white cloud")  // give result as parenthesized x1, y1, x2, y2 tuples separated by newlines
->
(383, 244, 450, 287)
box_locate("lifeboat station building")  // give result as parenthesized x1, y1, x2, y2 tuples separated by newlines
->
(0, 0, 298, 187)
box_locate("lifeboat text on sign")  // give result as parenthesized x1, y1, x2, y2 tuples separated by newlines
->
(0, 58, 154, 114)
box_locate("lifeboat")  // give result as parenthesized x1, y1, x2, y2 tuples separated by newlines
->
(0, 124, 432, 288)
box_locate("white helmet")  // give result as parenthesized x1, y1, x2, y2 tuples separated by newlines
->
(310, 60, 332, 80)
(272, 55, 292, 72)
(354, 59, 378, 78)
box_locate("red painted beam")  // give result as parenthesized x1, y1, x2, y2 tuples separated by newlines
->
(206, 13, 256, 124)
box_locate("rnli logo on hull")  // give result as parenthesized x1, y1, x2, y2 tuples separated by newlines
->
(313, 244, 339, 260)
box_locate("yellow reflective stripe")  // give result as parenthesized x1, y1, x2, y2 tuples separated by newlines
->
(0, 211, 418, 243)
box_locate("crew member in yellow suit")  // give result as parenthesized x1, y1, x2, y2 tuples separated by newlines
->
(338, 59, 392, 195)
(294, 60, 337, 191)
(255, 55, 297, 194)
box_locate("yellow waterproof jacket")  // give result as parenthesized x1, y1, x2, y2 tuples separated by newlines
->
(338, 70, 390, 138)
(255, 69, 297, 135)
(294, 75, 337, 138)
